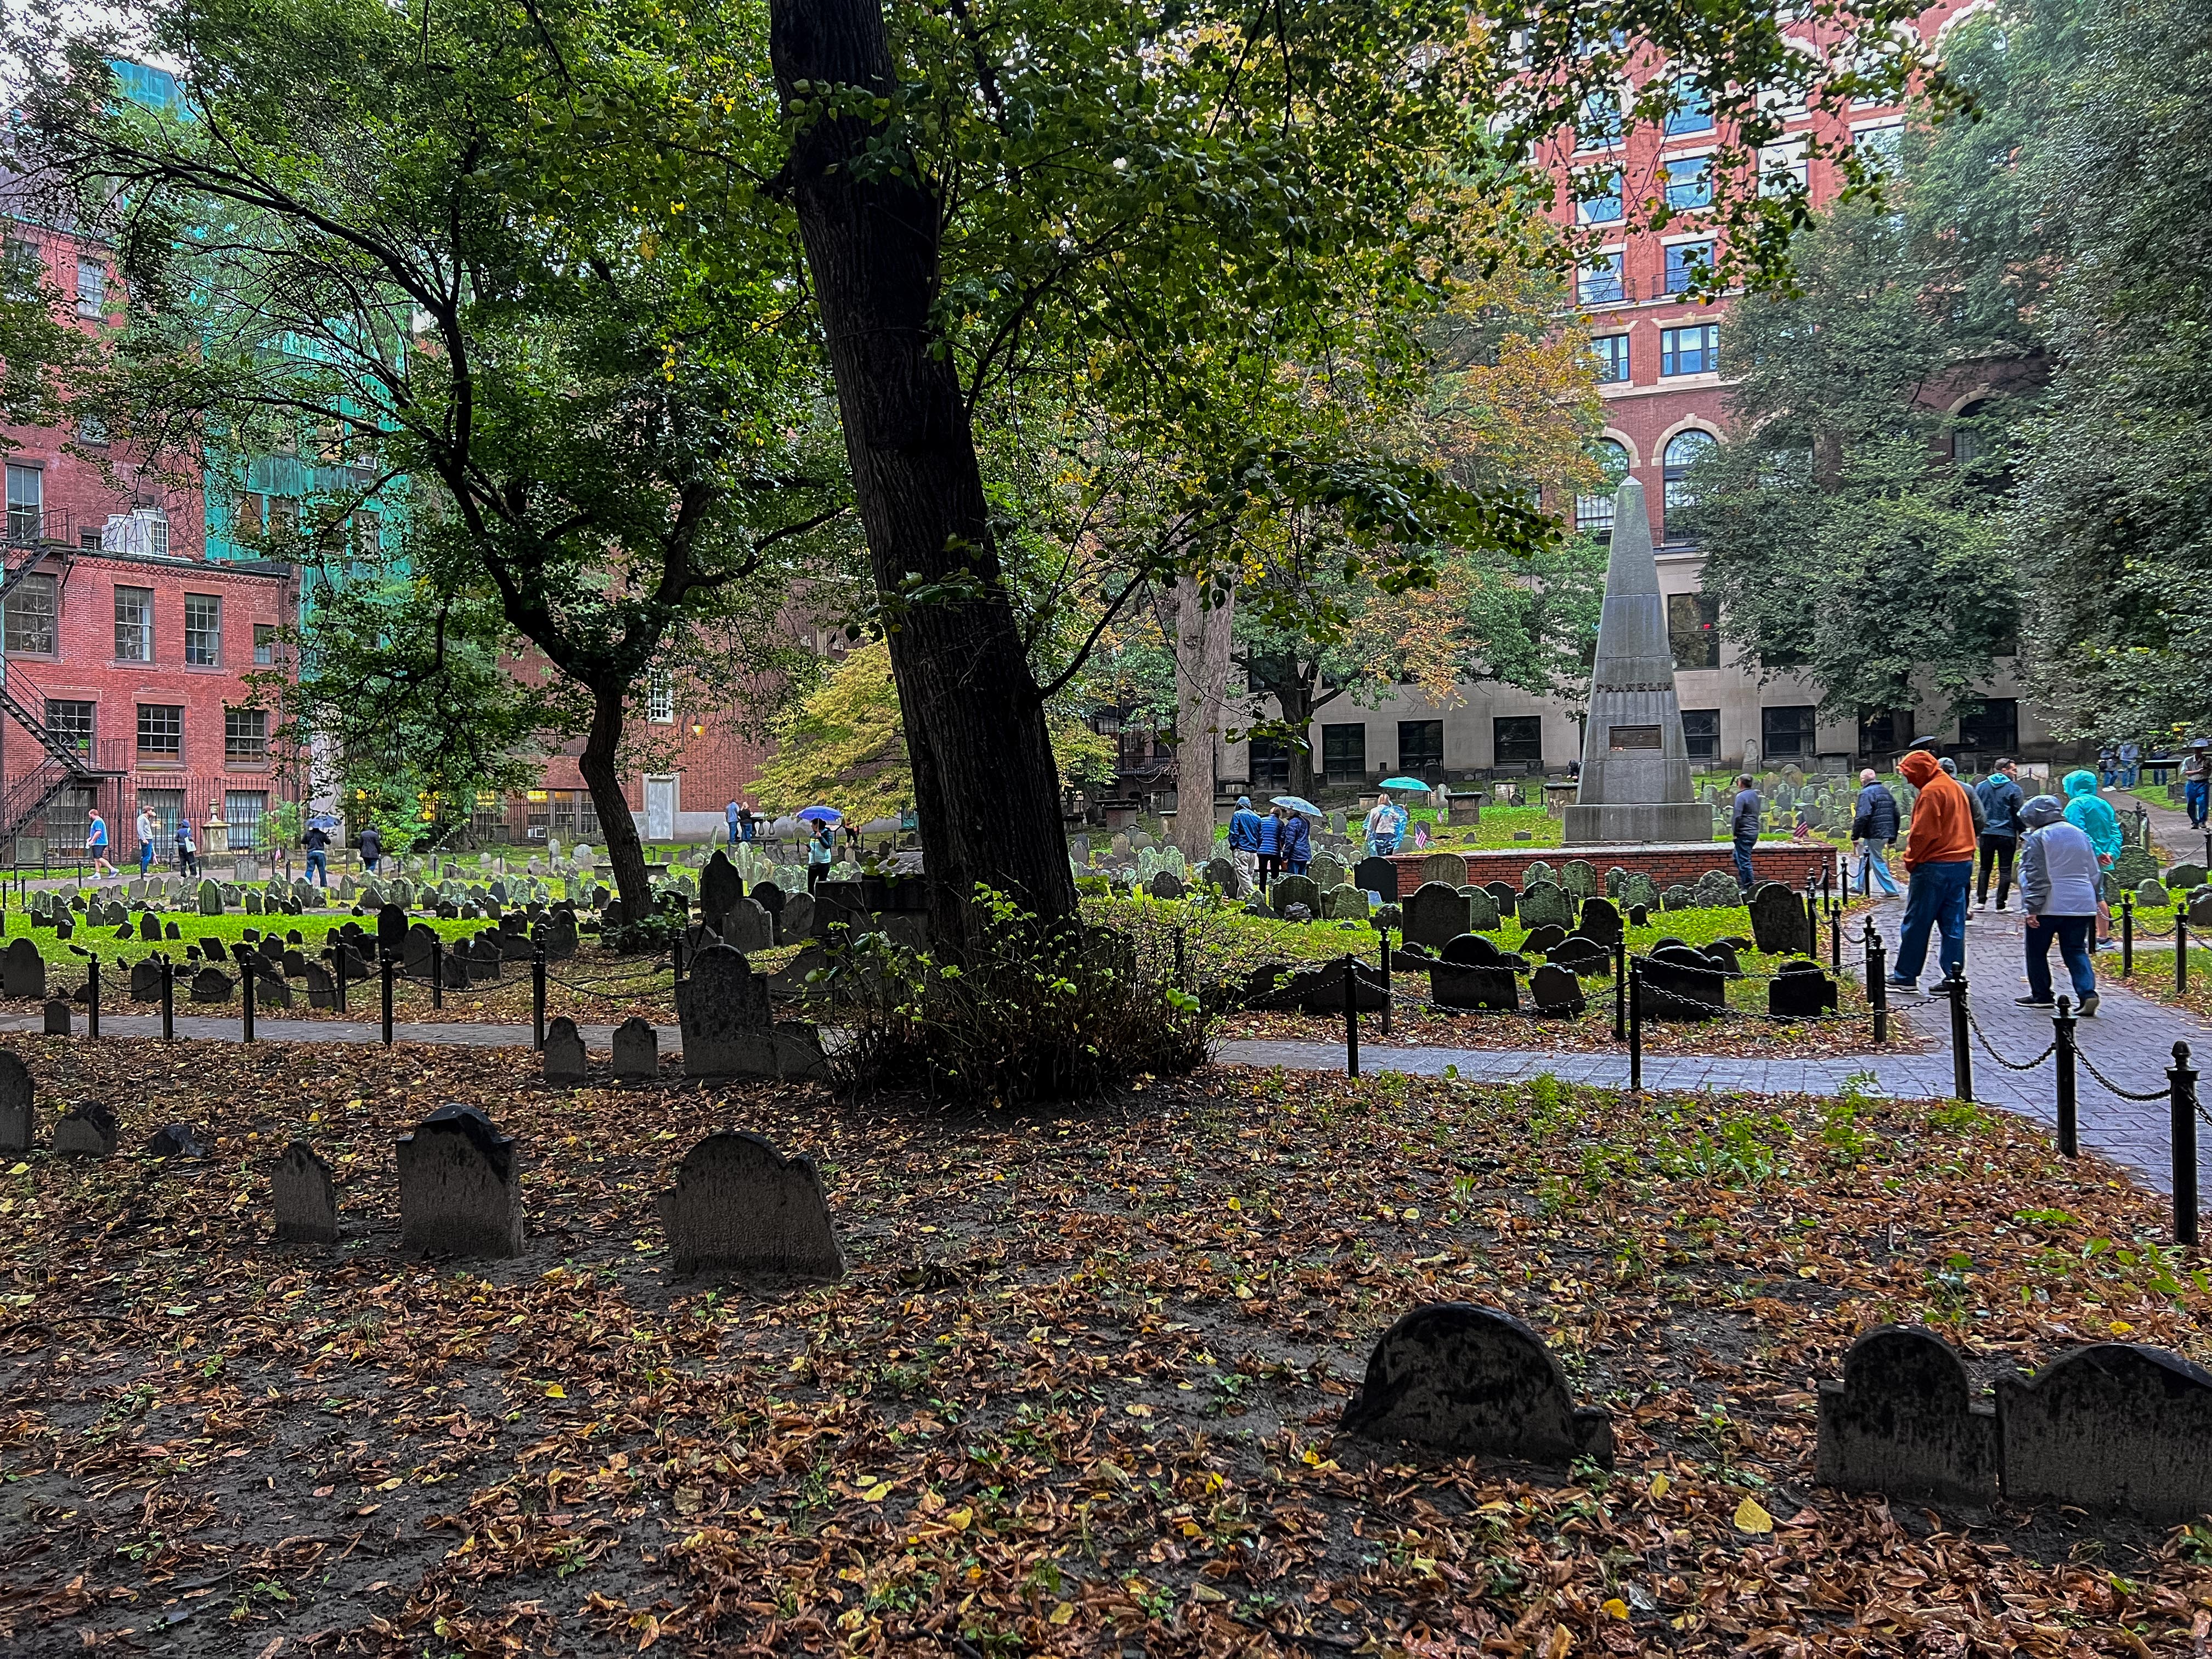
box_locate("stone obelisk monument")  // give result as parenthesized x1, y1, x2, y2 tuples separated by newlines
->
(1564, 478, 1709, 844)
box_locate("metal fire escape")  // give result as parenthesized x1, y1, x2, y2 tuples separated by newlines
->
(0, 542, 123, 852)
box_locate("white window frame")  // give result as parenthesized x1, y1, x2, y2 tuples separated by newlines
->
(76, 257, 105, 318)
(646, 674, 675, 724)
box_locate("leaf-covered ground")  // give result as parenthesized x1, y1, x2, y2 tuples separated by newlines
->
(4, 1037, 2210, 1654)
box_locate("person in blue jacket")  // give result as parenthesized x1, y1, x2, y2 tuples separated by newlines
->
(1277, 805, 1312, 877)
(2062, 768, 2123, 946)
(1226, 795, 1265, 887)
(1255, 803, 1284, 888)
(1973, 758, 2025, 912)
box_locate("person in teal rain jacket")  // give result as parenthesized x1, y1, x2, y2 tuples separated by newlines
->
(2062, 769, 2123, 946)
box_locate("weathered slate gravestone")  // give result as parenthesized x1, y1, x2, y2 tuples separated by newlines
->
(537, 908, 580, 960)
(1429, 963, 1519, 1012)
(1418, 852, 1469, 890)
(1641, 949, 1725, 1019)
(42, 999, 69, 1035)
(1548, 936, 1611, 977)
(1527, 963, 1587, 1016)
(1203, 856, 1241, 898)
(2191, 890, 2212, 930)
(677, 944, 830, 1080)
(1308, 852, 1346, 893)
(612, 1016, 659, 1080)
(273, 1141, 341, 1246)
(198, 878, 225, 916)
(1618, 872, 1661, 914)
(2111, 844, 2160, 888)
(1815, 1324, 1996, 1504)
(656, 1131, 846, 1279)
(2, 937, 45, 1001)
(1695, 868, 1740, 909)
(1520, 922, 1567, 957)
(543, 1015, 589, 1081)
(1463, 887, 1501, 932)
(303, 961, 338, 1008)
(128, 959, 162, 1002)
(190, 967, 234, 1003)
(1352, 856, 1400, 902)
(2138, 880, 2171, 908)
(1627, 902, 1651, 927)
(721, 896, 775, 952)
(1441, 932, 1503, 966)
(397, 1104, 526, 1258)
(780, 891, 816, 944)
(1516, 879, 1573, 932)
(1403, 881, 1473, 950)
(53, 1103, 118, 1158)
(2167, 861, 2209, 890)
(1747, 882, 1812, 955)
(1768, 962, 1838, 1019)
(1661, 883, 1694, 911)
(1574, 895, 1622, 949)
(1561, 859, 1597, 900)
(145, 1122, 208, 1158)
(0, 1052, 31, 1153)
(1702, 939, 1743, 977)
(1148, 870, 1187, 900)
(1341, 1303, 1613, 1466)
(1482, 879, 1517, 919)
(1268, 874, 1320, 917)
(699, 850, 742, 922)
(139, 911, 162, 942)
(1996, 1342, 2212, 1520)
(52, 912, 71, 941)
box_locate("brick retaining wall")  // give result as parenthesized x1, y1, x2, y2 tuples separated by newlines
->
(1380, 841, 1833, 897)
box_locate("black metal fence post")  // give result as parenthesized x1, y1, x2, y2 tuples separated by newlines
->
(380, 954, 395, 1046)
(532, 946, 548, 1051)
(1378, 934, 1392, 1039)
(431, 936, 444, 1010)
(84, 955, 98, 1040)
(2122, 889, 2135, 978)
(333, 945, 348, 1014)
(1341, 953, 1359, 1078)
(240, 953, 255, 1043)
(1628, 958, 1644, 1091)
(1612, 933, 1627, 1042)
(2053, 996, 2078, 1157)
(2181, 911, 2191, 997)
(1867, 930, 1888, 1045)
(159, 954, 173, 1042)
(2170, 1040, 2198, 1247)
(1830, 905, 1842, 973)
(1947, 974, 1973, 1102)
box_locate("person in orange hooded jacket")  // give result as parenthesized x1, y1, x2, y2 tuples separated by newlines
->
(1888, 747, 1977, 990)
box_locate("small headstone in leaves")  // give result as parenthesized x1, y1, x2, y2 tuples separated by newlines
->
(541, 1016, 589, 1082)
(0, 1052, 31, 1153)
(655, 1130, 845, 1279)
(145, 1122, 208, 1158)
(1341, 1303, 1613, 1466)
(612, 1016, 659, 1080)
(397, 1103, 526, 1257)
(52, 1103, 118, 1158)
(2, 937, 46, 1001)
(190, 967, 235, 1003)
(1527, 963, 1587, 1016)
(1768, 962, 1838, 1019)
(41, 999, 69, 1035)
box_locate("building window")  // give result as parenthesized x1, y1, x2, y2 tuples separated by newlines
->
(1667, 592, 1722, 669)
(1761, 705, 1819, 760)
(1246, 736, 1290, 790)
(1322, 723, 1367, 783)
(645, 674, 675, 724)
(1576, 171, 1623, 224)
(146, 512, 170, 558)
(75, 258, 105, 317)
(1759, 139, 1809, 197)
(1957, 697, 2018, 755)
(115, 585, 153, 661)
(1660, 325, 1719, 377)
(1662, 157, 1713, 211)
(184, 593, 221, 665)
(137, 703, 183, 758)
(1855, 123, 1905, 168)
(1664, 241, 1713, 295)
(76, 415, 108, 447)
(1590, 334, 1629, 384)
(1576, 438, 1630, 532)
(268, 497, 299, 537)
(5, 464, 41, 544)
(4, 572, 56, 655)
(137, 788, 184, 844)
(1664, 79, 1714, 135)
(225, 706, 268, 761)
(1577, 251, 1624, 306)
(1397, 719, 1444, 781)
(234, 492, 266, 538)
(253, 623, 276, 666)
(354, 513, 382, 557)
(1859, 707, 1913, 756)
(1576, 89, 1622, 149)
(223, 790, 267, 851)
(1681, 708, 1720, 765)
(1663, 430, 1716, 542)
(1493, 716, 1543, 767)
(43, 700, 93, 755)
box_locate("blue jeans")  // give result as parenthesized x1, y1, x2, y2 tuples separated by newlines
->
(2025, 913, 2096, 1003)
(306, 849, 328, 887)
(1857, 839, 1898, 896)
(2120, 764, 2140, 789)
(139, 840, 154, 874)
(1732, 836, 1757, 890)
(1893, 859, 1972, 983)
(2188, 779, 2209, 827)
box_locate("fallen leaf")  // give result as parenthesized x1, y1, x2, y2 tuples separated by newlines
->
(1734, 1496, 1774, 1534)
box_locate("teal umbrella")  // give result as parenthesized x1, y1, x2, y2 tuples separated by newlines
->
(1269, 795, 1322, 816)
(1379, 776, 1431, 791)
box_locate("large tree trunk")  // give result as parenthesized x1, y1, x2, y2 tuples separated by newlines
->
(1168, 577, 1233, 866)
(575, 684, 652, 924)
(770, 0, 1077, 944)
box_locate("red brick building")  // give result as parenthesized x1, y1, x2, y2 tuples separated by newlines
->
(0, 212, 302, 865)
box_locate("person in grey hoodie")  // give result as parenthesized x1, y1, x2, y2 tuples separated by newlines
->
(1974, 758, 2025, 912)
(2016, 793, 2100, 1015)
(1730, 774, 1762, 892)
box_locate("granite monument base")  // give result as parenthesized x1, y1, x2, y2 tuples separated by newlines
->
(1561, 803, 1714, 845)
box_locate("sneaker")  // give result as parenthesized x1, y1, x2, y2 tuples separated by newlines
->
(2078, 993, 2100, 1018)
(1886, 974, 1920, 991)
(2016, 995, 2056, 1008)
(1995, 904, 2011, 913)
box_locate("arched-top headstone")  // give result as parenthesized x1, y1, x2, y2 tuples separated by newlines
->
(1341, 1302, 1613, 1466)
(1418, 852, 1469, 890)
(700, 850, 743, 922)
(1815, 1324, 1996, 1504)
(1403, 882, 1473, 949)
(1996, 1342, 2212, 1519)
(611, 1015, 659, 1080)
(2, 937, 45, 1001)
(655, 1130, 845, 1280)
(1516, 879, 1572, 932)
(1352, 856, 1399, 903)
(397, 1103, 525, 1258)
(542, 1016, 588, 1082)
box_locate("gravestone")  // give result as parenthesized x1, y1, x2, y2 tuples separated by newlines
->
(1561, 859, 1597, 900)
(1463, 887, 1501, 932)
(1483, 880, 1517, 918)
(1747, 882, 1813, 956)
(303, 961, 337, 1008)
(190, 967, 234, 1003)
(1308, 853, 1346, 893)
(255, 970, 292, 1010)
(541, 1016, 588, 1082)
(52, 1102, 118, 1158)
(2, 937, 45, 1001)
(700, 851, 743, 922)
(612, 1016, 659, 1080)
(1695, 869, 1740, 909)
(678, 944, 830, 1080)
(1418, 852, 1469, 890)
(244, 890, 264, 916)
(1768, 962, 1838, 1019)
(1815, 1325, 1997, 1504)
(376, 902, 409, 956)
(1520, 922, 1567, 957)
(397, 1104, 526, 1258)
(2191, 890, 2212, 930)
(139, 911, 161, 942)
(1641, 949, 1725, 1018)
(1516, 879, 1572, 932)
(2111, 845, 2160, 888)
(2137, 881, 2171, 909)
(656, 1131, 845, 1279)
(52, 913, 71, 941)
(1340, 1303, 1613, 1466)
(1352, 856, 1400, 902)
(1661, 883, 1694, 910)
(780, 891, 816, 943)
(129, 959, 162, 1002)
(1576, 895, 1621, 948)
(1549, 936, 1610, 977)
(1702, 940, 1743, 977)
(402, 926, 436, 981)
(538, 909, 580, 960)
(1523, 859, 1556, 886)
(1429, 963, 1518, 1012)
(462, 934, 503, 983)
(0, 1052, 30, 1153)
(1441, 932, 1503, 966)
(2166, 861, 2208, 890)
(41, 999, 69, 1035)
(1403, 882, 1473, 950)
(1619, 872, 1661, 913)
(1204, 856, 1241, 897)
(198, 878, 224, 916)
(722, 896, 775, 952)
(1994, 1342, 2212, 1520)
(145, 1122, 208, 1158)
(1148, 871, 1187, 900)
(1528, 963, 1587, 1016)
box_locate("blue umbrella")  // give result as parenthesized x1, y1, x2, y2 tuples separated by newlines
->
(307, 814, 342, 830)
(1379, 776, 1431, 792)
(797, 805, 843, 824)
(1269, 795, 1322, 816)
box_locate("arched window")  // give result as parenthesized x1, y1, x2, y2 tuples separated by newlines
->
(1662, 430, 1716, 543)
(1576, 439, 1632, 534)
(1950, 398, 1993, 466)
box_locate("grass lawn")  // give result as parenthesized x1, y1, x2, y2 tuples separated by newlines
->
(2, 1040, 2207, 1652)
